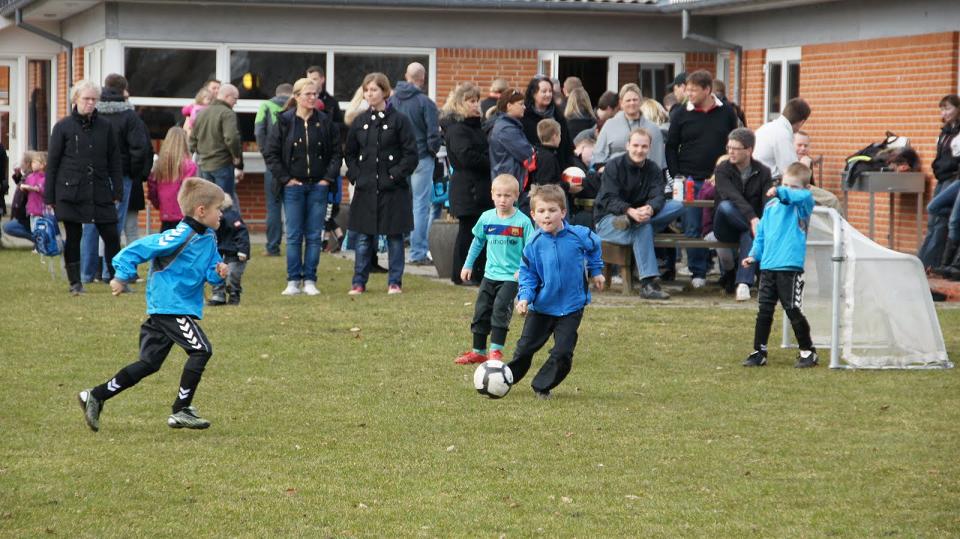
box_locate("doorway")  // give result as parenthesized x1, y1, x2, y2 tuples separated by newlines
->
(616, 62, 675, 103)
(557, 56, 608, 107)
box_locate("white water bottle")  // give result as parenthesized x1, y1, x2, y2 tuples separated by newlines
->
(672, 175, 685, 201)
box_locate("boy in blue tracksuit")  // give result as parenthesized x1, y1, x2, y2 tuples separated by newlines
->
(741, 162, 818, 368)
(508, 184, 605, 399)
(77, 178, 229, 432)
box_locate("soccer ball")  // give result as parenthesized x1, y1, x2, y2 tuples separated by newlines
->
(474, 360, 514, 399)
(561, 166, 586, 186)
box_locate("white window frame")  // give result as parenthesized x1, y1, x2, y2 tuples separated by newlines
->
(1, 54, 59, 166)
(764, 46, 801, 122)
(538, 50, 684, 95)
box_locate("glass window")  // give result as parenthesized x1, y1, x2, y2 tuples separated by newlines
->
(125, 48, 216, 98)
(787, 62, 801, 101)
(767, 62, 782, 116)
(0, 65, 9, 106)
(136, 106, 185, 141)
(230, 50, 327, 100)
(236, 112, 258, 152)
(334, 53, 429, 99)
(28, 59, 51, 151)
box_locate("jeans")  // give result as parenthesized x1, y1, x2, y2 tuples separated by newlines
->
(263, 169, 283, 255)
(201, 166, 239, 214)
(3, 219, 33, 242)
(283, 182, 328, 282)
(211, 255, 247, 298)
(682, 178, 708, 277)
(124, 211, 140, 244)
(926, 179, 960, 241)
(919, 179, 955, 267)
(713, 200, 756, 286)
(595, 199, 684, 280)
(409, 156, 436, 261)
(81, 176, 131, 282)
(353, 232, 404, 287)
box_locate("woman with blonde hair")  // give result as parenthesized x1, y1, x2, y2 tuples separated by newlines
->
(564, 87, 596, 138)
(442, 82, 492, 285)
(182, 87, 211, 136)
(343, 86, 369, 126)
(344, 72, 418, 295)
(148, 126, 197, 231)
(593, 83, 665, 169)
(263, 77, 342, 296)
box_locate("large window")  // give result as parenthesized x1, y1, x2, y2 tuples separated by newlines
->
(230, 50, 327, 100)
(539, 51, 683, 106)
(334, 53, 429, 99)
(135, 106, 185, 141)
(125, 48, 216, 98)
(766, 47, 801, 121)
(27, 59, 51, 151)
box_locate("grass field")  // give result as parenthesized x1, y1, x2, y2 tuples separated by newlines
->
(1, 247, 959, 537)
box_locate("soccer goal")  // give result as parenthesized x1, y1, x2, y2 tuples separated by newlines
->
(781, 207, 953, 369)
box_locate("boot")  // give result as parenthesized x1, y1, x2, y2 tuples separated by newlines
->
(65, 262, 85, 296)
(943, 246, 960, 281)
(227, 291, 241, 305)
(933, 239, 959, 275)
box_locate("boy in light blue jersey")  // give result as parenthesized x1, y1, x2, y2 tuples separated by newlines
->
(741, 162, 818, 368)
(77, 178, 230, 432)
(455, 174, 535, 365)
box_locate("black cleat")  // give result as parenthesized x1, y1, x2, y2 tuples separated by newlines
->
(795, 351, 820, 368)
(742, 350, 768, 367)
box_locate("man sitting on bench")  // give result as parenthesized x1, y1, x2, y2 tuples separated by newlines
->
(594, 128, 684, 299)
(713, 127, 774, 301)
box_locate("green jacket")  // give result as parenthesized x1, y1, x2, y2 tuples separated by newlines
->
(189, 99, 243, 172)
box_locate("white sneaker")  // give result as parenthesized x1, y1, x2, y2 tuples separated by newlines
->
(281, 280, 302, 296)
(302, 280, 320, 296)
(735, 283, 751, 301)
(691, 277, 707, 289)
(678, 267, 693, 277)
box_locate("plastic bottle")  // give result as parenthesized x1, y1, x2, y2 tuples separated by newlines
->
(673, 175, 684, 201)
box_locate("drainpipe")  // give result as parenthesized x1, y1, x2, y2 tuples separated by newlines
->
(681, 9, 742, 105)
(15, 8, 73, 88)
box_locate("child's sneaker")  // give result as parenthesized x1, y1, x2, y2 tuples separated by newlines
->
(77, 389, 101, 432)
(348, 285, 365, 296)
(167, 406, 211, 429)
(387, 284, 402, 295)
(281, 280, 302, 296)
(741, 350, 768, 367)
(488, 350, 504, 362)
(795, 350, 820, 368)
(735, 283, 750, 302)
(302, 280, 320, 296)
(455, 351, 487, 365)
(207, 294, 226, 306)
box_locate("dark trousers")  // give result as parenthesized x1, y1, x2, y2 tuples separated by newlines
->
(713, 200, 757, 286)
(91, 314, 213, 413)
(508, 309, 584, 393)
(63, 220, 120, 279)
(454, 214, 484, 283)
(754, 270, 813, 351)
(471, 278, 518, 349)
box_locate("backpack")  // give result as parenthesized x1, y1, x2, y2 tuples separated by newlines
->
(843, 132, 910, 187)
(33, 214, 62, 257)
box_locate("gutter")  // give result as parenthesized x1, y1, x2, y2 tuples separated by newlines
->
(681, 8, 741, 104)
(15, 7, 72, 88)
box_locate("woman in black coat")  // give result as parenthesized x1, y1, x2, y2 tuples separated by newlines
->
(442, 82, 492, 285)
(45, 80, 124, 295)
(520, 76, 575, 168)
(344, 72, 419, 295)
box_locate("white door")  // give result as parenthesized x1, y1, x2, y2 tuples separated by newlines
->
(0, 60, 15, 180)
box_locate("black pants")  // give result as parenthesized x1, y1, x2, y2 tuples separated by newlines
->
(91, 314, 213, 413)
(63, 220, 120, 272)
(508, 309, 584, 393)
(754, 270, 813, 351)
(471, 278, 518, 349)
(453, 214, 484, 283)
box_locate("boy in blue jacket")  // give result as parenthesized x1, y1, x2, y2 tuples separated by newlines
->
(77, 178, 229, 431)
(508, 184, 605, 399)
(741, 162, 818, 368)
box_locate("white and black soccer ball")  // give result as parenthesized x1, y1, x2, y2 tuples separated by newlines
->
(474, 360, 514, 399)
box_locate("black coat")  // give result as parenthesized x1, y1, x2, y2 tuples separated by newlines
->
(520, 103, 575, 168)
(264, 108, 342, 196)
(442, 115, 492, 218)
(216, 205, 251, 258)
(594, 154, 666, 222)
(933, 122, 960, 183)
(45, 108, 124, 224)
(96, 91, 152, 182)
(566, 116, 596, 140)
(713, 158, 774, 222)
(344, 106, 419, 235)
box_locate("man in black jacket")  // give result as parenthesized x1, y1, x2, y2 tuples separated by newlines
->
(595, 129, 684, 299)
(666, 70, 739, 288)
(81, 73, 152, 283)
(306, 66, 344, 131)
(713, 128, 773, 301)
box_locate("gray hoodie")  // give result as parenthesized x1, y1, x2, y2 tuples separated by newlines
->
(593, 111, 665, 170)
(390, 81, 441, 158)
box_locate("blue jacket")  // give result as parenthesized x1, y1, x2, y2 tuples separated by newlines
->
(518, 223, 604, 316)
(113, 218, 224, 319)
(488, 113, 534, 186)
(389, 81, 440, 158)
(749, 186, 814, 271)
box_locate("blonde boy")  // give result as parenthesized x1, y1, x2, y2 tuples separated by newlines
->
(78, 178, 229, 432)
(455, 174, 536, 364)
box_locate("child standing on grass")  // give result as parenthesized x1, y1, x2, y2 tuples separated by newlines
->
(455, 174, 535, 365)
(507, 184, 605, 399)
(741, 162, 818, 368)
(77, 178, 229, 432)
(148, 127, 198, 232)
(21, 151, 47, 231)
(207, 194, 250, 306)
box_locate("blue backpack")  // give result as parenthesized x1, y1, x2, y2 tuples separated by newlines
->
(33, 214, 62, 257)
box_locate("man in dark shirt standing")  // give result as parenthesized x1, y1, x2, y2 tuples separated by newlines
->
(665, 70, 739, 288)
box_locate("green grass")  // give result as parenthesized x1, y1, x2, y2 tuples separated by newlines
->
(1, 247, 959, 537)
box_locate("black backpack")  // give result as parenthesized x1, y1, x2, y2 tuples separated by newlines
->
(843, 132, 907, 187)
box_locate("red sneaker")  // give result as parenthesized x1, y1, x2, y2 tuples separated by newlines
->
(454, 351, 487, 365)
(347, 285, 365, 296)
(488, 350, 503, 361)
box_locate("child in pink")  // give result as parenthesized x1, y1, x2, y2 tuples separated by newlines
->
(148, 126, 198, 231)
(21, 151, 47, 230)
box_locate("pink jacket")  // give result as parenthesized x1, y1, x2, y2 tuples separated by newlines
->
(182, 103, 207, 129)
(24, 171, 46, 217)
(148, 158, 197, 222)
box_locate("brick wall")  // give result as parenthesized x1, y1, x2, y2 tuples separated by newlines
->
(738, 49, 766, 128)
(436, 48, 539, 107)
(56, 47, 84, 120)
(684, 52, 716, 77)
